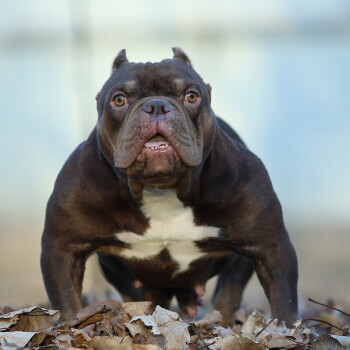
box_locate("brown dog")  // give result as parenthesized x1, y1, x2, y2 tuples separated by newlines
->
(41, 48, 298, 325)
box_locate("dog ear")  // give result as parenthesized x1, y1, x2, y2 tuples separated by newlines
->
(172, 47, 192, 68)
(112, 49, 129, 72)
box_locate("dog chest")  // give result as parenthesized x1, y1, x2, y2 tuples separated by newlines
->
(115, 187, 220, 273)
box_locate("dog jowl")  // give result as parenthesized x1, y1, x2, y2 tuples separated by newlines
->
(41, 48, 298, 325)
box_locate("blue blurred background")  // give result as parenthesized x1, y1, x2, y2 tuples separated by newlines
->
(1, 0, 349, 311)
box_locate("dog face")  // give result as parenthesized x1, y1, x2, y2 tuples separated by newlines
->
(96, 48, 215, 188)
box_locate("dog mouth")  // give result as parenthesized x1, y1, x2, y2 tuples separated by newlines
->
(132, 133, 181, 177)
(143, 134, 170, 151)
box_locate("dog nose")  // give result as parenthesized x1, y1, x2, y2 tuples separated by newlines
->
(143, 99, 172, 118)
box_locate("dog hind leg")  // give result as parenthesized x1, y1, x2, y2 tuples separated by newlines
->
(98, 253, 142, 301)
(212, 254, 254, 325)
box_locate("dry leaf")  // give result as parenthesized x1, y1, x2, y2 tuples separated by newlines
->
(95, 314, 120, 336)
(54, 333, 72, 347)
(133, 332, 148, 344)
(125, 318, 165, 349)
(255, 318, 289, 341)
(289, 320, 312, 345)
(152, 306, 181, 325)
(214, 335, 265, 350)
(150, 306, 190, 350)
(71, 329, 92, 348)
(70, 299, 123, 328)
(88, 335, 133, 350)
(125, 318, 151, 338)
(127, 306, 191, 350)
(330, 335, 350, 348)
(312, 334, 345, 350)
(79, 323, 96, 338)
(213, 326, 232, 337)
(0, 307, 60, 332)
(0, 330, 45, 348)
(195, 310, 223, 327)
(265, 335, 299, 349)
(240, 309, 265, 340)
(127, 315, 161, 336)
(122, 302, 153, 317)
(160, 321, 190, 350)
(77, 312, 104, 329)
(132, 344, 163, 350)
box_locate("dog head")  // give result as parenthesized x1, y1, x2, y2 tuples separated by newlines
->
(96, 48, 216, 189)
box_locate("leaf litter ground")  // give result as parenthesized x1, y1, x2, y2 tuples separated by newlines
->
(0, 298, 349, 350)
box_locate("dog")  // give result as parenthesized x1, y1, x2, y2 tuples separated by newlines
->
(41, 48, 298, 325)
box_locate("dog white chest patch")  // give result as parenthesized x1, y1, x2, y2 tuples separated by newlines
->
(116, 187, 220, 273)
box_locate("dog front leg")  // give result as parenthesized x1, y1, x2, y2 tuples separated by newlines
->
(248, 238, 298, 326)
(41, 246, 87, 322)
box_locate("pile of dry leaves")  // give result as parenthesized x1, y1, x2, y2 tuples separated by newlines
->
(0, 299, 349, 349)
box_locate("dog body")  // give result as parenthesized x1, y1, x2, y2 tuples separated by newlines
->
(41, 48, 298, 325)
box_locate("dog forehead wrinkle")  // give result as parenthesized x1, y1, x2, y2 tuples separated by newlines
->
(172, 78, 186, 92)
(115, 187, 221, 272)
(124, 62, 203, 97)
(122, 80, 138, 92)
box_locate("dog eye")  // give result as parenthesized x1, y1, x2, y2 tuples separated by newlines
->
(185, 91, 199, 104)
(113, 94, 127, 107)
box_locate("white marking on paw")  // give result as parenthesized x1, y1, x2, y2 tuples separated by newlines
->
(116, 187, 220, 273)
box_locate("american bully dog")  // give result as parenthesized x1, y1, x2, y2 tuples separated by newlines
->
(41, 48, 298, 325)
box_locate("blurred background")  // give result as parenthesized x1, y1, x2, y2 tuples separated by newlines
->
(1, 0, 349, 313)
